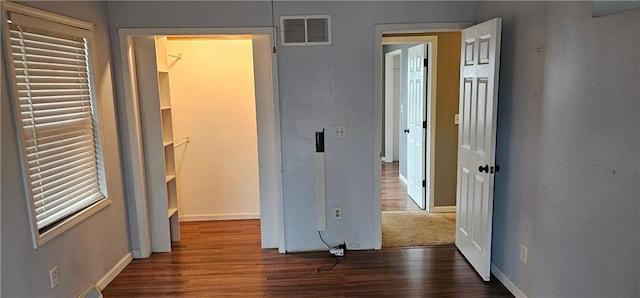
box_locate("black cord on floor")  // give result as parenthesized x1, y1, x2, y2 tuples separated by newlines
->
(316, 231, 341, 272)
(315, 256, 340, 272)
(318, 231, 331, 249)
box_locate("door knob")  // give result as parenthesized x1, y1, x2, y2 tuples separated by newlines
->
(404, 129, 410, 133)
(478, 165, 489, 173)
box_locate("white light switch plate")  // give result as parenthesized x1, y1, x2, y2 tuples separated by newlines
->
(332, 126, 346, 138)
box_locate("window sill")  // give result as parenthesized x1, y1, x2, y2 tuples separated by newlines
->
(33, 198, 112, 249)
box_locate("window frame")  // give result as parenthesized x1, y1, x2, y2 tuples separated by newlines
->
(2, 2, 111, 248)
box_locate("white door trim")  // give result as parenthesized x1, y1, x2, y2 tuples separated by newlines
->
(117, 27, 285, 255)
(383, 49, 402, 163)
(374, 22, 472, 250)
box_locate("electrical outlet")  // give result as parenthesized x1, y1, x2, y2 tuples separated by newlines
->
(520, 244, 528, 264)
(332, 207, 342, 220)
(329, 247, 344, 256)
(49, 266, 59, 289)
(332, 126, 346, 138)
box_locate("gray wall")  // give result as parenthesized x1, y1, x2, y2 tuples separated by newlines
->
(106, 1, 476, 251)
(1, 1, 130, 297)
(478, 2, 640, 296)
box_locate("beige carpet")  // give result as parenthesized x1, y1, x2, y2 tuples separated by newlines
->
(382, 211, 456, 248)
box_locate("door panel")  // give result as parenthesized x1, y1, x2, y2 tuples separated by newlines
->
(455, 18, 502, 281)
(406, 44, 427, 209)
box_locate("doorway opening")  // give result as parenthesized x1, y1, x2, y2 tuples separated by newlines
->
(375, 19, 503, 281)
(376, 25, 466, 250)
(165, 35, 261, 224)
(118, 28, 285, 258)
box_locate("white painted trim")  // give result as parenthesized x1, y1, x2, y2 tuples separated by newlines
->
(118, 34, 152, 259)
(132, 249, 144, 259)
(491, 264, 528, 298)
(118, 28, 274, 36)
(251, 34, 285, 252)
(399, 174, 409, 186)
(377, 22, 474, 35)
(384, 49, 402, 164)
(96, 252, 133, 290)
(179, 213, 261, 222)
(374, 22, 472, 251)
(425, 37, 438, 213)
(432, 206, 456, 213)
(117, 27, 285, 255)
(2, 2, 94, 31)
(314, 152, 326, 231)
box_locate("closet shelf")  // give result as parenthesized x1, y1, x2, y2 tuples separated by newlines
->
(163, 141, 173, 147)
(160, 106, 171, 111)
(165, 174, 176, 183)
(168, 208, 178, 218)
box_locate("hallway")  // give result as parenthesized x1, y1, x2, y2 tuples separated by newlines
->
(381, 162, 421, 211)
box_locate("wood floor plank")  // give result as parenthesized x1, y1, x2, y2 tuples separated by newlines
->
(381, 161, 422, 211)
(102, 220, 512, 297)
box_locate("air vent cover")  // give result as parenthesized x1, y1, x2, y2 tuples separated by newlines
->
(281, 15, 332, 46)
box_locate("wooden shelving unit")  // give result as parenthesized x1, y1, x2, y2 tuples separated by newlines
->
(134, 35, 180, 253)
(156, 36, 181, 245)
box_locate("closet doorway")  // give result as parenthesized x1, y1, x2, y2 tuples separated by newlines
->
(167, 35, 261, 222)
(118, 28, 284, 258)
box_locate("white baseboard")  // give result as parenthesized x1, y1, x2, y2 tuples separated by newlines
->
(399, 174, 408, 186)
(179, 213, 260, 222)
(432, 206, 456, 213)
(491, 263, 528, 298)
(97, 252, 132, 290)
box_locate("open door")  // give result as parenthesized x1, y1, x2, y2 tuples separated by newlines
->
(455, 18, 502, 281)
(406, 43, 427, 209)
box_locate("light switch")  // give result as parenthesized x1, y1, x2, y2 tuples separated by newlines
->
(454, 114, 460, 125)
(332, 126, 346, 138)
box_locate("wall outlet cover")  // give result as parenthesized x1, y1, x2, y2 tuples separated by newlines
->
(332, 126, 346, 138)
(520, 244, 528, 264)
(332, 207, 342, 219)
(49, 266, 59, 289)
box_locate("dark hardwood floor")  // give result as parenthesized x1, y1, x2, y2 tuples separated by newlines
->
(102, 220, 512, 297)
(382, 161, 421, 211)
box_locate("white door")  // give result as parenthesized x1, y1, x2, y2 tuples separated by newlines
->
(455, 18, 502, 281)
(406, 44, 427, 209)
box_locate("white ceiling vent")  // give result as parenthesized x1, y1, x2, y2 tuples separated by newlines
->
(281, 15, 332, 46)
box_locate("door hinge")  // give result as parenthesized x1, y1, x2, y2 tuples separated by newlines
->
(423, 121, 427, 128)
(423, 58, 428, 67)
(422, 180, 426, 188)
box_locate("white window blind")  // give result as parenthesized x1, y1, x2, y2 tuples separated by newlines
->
(6, 11, 107, 233)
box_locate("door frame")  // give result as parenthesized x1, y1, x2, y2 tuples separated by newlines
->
(374, 22, 472, 249)
(117, 27, 285, 257)
(383, 49, 401, 163)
